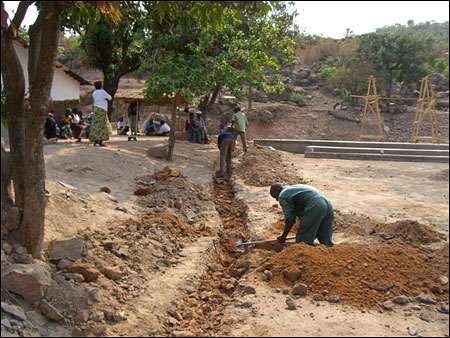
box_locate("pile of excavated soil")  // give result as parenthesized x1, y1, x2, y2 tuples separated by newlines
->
(135, 166, 215, 231)
(235, 144, 308, 187)
(374, 220, 447, 245)
(267, 243, 449, 309)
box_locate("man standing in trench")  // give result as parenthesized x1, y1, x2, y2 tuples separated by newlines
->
(270, 183, 334, 247)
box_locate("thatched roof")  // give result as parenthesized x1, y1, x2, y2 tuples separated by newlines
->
(114, 88, 187, 106)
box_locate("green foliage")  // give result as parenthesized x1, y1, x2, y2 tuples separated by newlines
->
(317, 65, 337, 80)
(289, 92, 306, 107)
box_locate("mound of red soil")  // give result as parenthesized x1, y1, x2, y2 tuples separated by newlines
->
(267, 242, 449, 309)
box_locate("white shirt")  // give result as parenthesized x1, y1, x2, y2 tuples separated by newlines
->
(93, 89, 112, 111)
(159, 123, 171, 133)
(72, 113, 80, 124)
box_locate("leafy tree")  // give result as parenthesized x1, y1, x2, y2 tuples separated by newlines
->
(1, 1, 118, 257)
(142, 1, 278, 161)
(354, 32, 427, 97)
(77, 1, 144, 119)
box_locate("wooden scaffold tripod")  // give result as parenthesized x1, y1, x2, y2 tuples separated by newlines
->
(360, 76, 384, 141)
(411, 75, 439, 143)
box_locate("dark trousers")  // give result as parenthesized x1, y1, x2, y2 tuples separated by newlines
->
(219, 138, 235, 175)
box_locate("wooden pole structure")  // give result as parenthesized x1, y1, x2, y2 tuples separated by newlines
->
(411, 75, 439, 143)
(360, 76, 384, 141)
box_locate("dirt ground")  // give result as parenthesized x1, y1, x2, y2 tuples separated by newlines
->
(36, 136, 449, 336)
(2, 128, 449, 337)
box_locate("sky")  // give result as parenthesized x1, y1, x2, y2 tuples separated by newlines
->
(293, 1, 449, 38)
(4, 1, 450, 39)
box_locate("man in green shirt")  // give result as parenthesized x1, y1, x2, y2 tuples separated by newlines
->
(270, 183, 334, 247)
(231, 107, 248, 153)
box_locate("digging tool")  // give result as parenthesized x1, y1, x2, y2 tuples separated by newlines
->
(235, 236, 296, 252)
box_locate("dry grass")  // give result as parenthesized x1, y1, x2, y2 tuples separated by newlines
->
(297, 38, 358, 65)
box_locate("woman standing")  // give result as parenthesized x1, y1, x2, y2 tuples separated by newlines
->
(89, 81, 112, 147)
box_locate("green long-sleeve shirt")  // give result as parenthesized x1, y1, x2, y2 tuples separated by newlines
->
(278, 185, 325, 224)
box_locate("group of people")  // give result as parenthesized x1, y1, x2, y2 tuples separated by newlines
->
(44, 108, 92, 142)
(185, 107, 209, 144)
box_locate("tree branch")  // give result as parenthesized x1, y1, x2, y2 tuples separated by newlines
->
(9, 1, 34, 36)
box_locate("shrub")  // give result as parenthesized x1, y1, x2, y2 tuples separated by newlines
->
(289, 93, 307, 107)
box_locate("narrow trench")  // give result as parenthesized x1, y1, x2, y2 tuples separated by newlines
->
(163, 175, 250, 336)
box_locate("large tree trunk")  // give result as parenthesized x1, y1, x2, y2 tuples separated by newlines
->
(1, 27, 27, 211)
(19, 2, 60, 257)
(166, 91, 181, 161)
(104, 74, 120, 122)
(1, 141, 13, 207)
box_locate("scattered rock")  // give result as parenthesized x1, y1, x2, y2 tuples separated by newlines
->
(209, 263, 223, 272)
(172, 330, 196, 337)
(439, 304, 449, 314)
(292, 283, 308, 297)
(327, 296, 341, 304)
(1, 264, 53, 303)
(103, 266, 124, 281)
(48, 237, 84, 262)
(1, 302, 27, 321)
(382, 301, 394, 311)
(439, 276, 449, 285)
(75, 309, 90, 323)
(57, 259, 73, 270)
(147, 144, 168, 159)
(419, 312, 432, 322)
(392, 295, 409, 305)
(415, 293, 437, 304)
(313, 294, 325, 302)
(175, 199, 183, 209)
(242, 286, 256, 295)
(408, 327, 417, 336)
(134, 187, 152, 196)
(2, 243, 13, 254)
(64, 273, 85, 283)
(14, 253, 33, 264)
(100, 187, 111, 194)
(66, 262, 100, 282)
(235, 259, 251, 270)
(283, 268, 301, 284)
(262, 270, 272, 282)
(286, 298, 296, 311)
(40, 300, 64, 322)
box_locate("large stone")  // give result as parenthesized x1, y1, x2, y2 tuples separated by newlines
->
(292, 283, 308, 297)
(1, 264, 52, 303)
(40, 300, 64, 321)
(49, 237, 84, 262)
(392, 295, 409, 305)
(297, 70, 311, 80)
(103, 266, 124, 281)
(1, 302, 27, 321)
(283, 268, 301, 284)
(66, 262, 100, 282)
(147, 144, 168, 159)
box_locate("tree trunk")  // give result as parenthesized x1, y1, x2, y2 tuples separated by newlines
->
(166, 91, 181, 161)
(1, 141, 13, 207)
(19, 2, 60, 257)
(248, 83, 253, 110)
(104, 75, 120, 122)
(1, 20, 27, 211)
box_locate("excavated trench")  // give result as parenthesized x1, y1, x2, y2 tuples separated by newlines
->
(162, 175, 253, 337)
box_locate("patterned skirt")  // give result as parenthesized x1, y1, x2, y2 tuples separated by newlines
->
(89, 106, 112, 142)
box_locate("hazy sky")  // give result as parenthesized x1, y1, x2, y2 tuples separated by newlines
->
(294, 1, 449, 38)
(4, 1, 450, 39)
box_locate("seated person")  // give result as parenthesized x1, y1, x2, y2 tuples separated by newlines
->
(44, 113, 58, 139)
(156, 120, 171, 136)
(59, 110, 73, 139)
(145, 119, 156, 136)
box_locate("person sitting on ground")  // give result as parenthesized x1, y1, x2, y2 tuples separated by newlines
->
(71, 107, 84, 142)
(44, 112, 58, 140)
(216, 125, 235, 177)
(117, 117, 125, 134)
(270, 183, 334, 248)
(59, 109, 73, 139)
(145, 119, 156, 136)
(156, 120, 171, 136)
